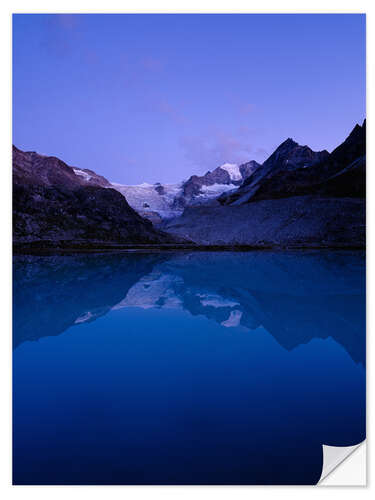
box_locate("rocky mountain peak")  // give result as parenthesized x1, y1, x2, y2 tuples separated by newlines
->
(13, 146, 177, 247)
(329, 120, 365, 166)
(262, 137, 328, 172)
(12, 145, 80, 189)
(277, 137, 298, 151)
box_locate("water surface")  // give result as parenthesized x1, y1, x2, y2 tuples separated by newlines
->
(13, 251, 366, 484)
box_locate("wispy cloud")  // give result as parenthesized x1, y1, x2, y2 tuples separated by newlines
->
(255, 147, 268, 156)
(180, 128, 255, 171)
(56, 14, 78, 30)
(40, 14, 82, 58)
(179, 122, 270, 170)
(239, 103, 255, 115)
(157, 99, 187, 125)
(140, 57, 165, 72)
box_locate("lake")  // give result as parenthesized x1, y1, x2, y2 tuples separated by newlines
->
(13, 250, 366, 485)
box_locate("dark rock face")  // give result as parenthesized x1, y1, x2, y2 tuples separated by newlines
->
(315, 156, 365, 198)
(173, 160, 260, 209)
(220, 139, 330, 205)
(220, 121, 365, 205)
(252, 138, 329, 173)
(182, 169, 230, 199)
(154, 183, 165, 195)
(13, 146, 175, 247)
(328, 120, 366, 169)
(239, 160, 261, 179)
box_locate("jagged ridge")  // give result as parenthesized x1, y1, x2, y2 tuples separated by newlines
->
(13, 146, 176, 248)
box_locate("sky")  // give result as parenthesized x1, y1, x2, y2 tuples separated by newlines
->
(13, 14, 366, 185)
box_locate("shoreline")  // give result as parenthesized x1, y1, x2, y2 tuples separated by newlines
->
(13, 242, 366, 255)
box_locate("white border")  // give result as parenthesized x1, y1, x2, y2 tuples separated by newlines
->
(319, 441, 367, 485)
(318, 442, 366, 484)
(1, 1, 373, 498)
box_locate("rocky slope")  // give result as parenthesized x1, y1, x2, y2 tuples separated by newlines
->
(163, 196, 365, 248)
(13, 146, 175, 248)
(163, 122, 366, 248)
(72, 167, 112, 188)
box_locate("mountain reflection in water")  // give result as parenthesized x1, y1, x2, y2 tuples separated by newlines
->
(13, 251, 366, 365)
(13, 251, 365, 485)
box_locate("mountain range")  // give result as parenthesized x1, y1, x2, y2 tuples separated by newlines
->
(13, 120, 365, 249)
(163, 120, 366, 247)
(110, 160, 260, 223)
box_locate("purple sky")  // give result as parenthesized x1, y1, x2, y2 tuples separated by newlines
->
(13, 14, 366, 185)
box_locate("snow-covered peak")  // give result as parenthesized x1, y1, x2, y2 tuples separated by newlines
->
(219, 163, 241, 181)
(108, 162, 254, 221)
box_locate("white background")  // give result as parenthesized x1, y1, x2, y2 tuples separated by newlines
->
(0, 1, 373, 498)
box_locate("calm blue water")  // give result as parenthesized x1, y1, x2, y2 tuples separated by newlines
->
(13, 251, 366, 485)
